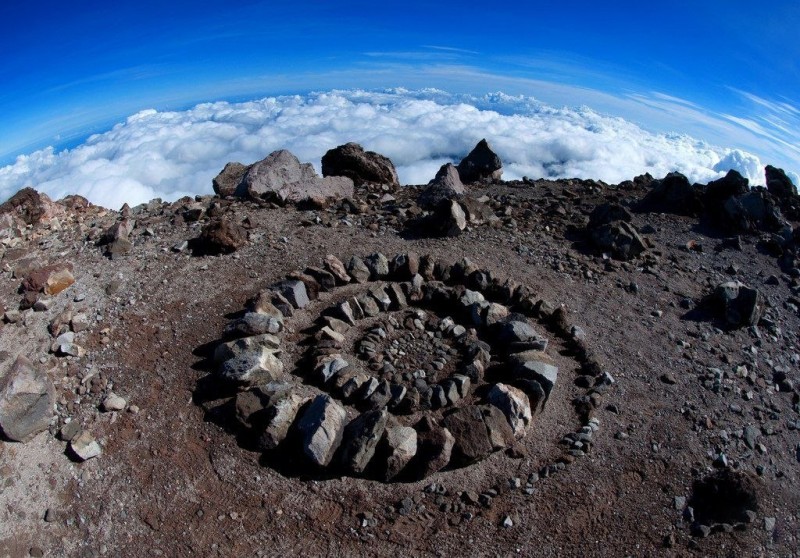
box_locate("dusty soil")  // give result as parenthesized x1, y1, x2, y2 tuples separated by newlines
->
(1, 177, 799, 557)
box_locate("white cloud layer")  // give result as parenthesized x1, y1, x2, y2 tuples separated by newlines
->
(0, 89, 795, 209)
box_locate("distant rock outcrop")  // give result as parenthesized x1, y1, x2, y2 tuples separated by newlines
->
(457, 139, 502, 183)
(766, 165, 797, 200)
(212, 149, 354, 206)
(0, 187, 64, 225)
(321, 143, 399, 189)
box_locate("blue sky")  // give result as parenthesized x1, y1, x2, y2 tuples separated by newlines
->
(1, 0, 798, 175)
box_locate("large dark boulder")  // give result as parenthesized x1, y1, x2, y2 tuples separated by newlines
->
(707, 281, 765, 329)
(321, 143, 399, 189)
(640, 172, 703, 216)
(456, 139, 502, 183)
(766, 165, 797, 200)
(704, 170, 749, 206)
(721, 190, 786, 233)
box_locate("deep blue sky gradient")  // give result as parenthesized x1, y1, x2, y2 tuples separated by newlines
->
(1, 0, 798, 170)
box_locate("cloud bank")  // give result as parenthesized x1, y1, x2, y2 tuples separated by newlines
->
(0, 89, 793, 209)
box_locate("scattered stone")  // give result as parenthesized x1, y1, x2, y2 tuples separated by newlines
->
(101, 392, 126, 412)
(196, 219, 248, 254)
(69, 430, 101, 461)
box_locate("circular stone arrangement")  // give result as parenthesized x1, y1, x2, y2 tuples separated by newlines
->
(205, 252, 613, 482)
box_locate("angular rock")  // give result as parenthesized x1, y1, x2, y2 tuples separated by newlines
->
(347, 257, 371, 283)
(217, 347, 284, 385)
(0, 356, 55, 442)
(22, 263, 75, 296)
(766, 165, 797, 200)
(434, 199, 467, 237)
(588, 203, 633, 228)
(70, 430, 101, 461)
(196, 219, 247, 254)
(443, 405, 514, 465)
(418, 163, 466, 208)
(304, 267, 336, 291)
(321, 143, 399, 188)
(339, 409, 388, 474)
(364, 253, 390, 279)
(274, 280, 310, 309)
(378, 420, 418, 481)
(242, 149, 354, 205)
(316, 357, 349, 384)
(641, 172, 703, 216)
(296, 394, 347, 466)
(214, 333, 281, 364)
(257, 389, 307, 450)
(513, 360, 558, 406)
(324, 254, 351, 284)
(710, 281, 765, 328)
(386, 283, 408, 309)
(0, 188, 64, 226)
(412, 416, 454, 478)
(487, 383, 532, 439)
(590, 220, 647, 261)
(456, 139, 502, 183)
(224, 312, 283, 337)
(212, 162, 249, 197)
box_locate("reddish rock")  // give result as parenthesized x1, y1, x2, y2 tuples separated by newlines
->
(0, 188, 64, 225)
(22, 263, 75, 295)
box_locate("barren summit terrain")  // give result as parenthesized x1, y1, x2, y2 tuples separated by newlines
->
(0, 142, 799, 558)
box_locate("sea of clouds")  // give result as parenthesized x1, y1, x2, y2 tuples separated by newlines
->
(0, 89, 793, 210)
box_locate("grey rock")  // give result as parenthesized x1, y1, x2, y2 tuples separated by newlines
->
(241, 149, 354, 204)
(274, 280, 310, 309)
(418, 163, 465, 208)
(513, 360, 558, 406)
(70, 430, 101, 461)
(324, 254, 351, 284)
(0, 356, 55, 442)
(487, 383, 532, 439)
(317, 357, 349, 384)
(218, 347, 284, 385)
(214, 333, 281, 364)
(100, 392, 126, 412)
(297, 394, 347, 466)
(364, 253, 390, 279)
(224, 312, 283, 337)
(339, 409, 388, 474)
(380, 421, 418, 481)
(435, 199, 467, 237)
(710, 281, 764, 328)
(257, 390, 307, 450)
(347, 257, 371, 283)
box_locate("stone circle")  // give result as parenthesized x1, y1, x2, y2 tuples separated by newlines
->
(202, 252, 612, 482)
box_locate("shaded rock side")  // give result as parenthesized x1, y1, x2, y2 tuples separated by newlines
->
(321, 142, 399, 188)
(456, 139, 502, 183)
(212, 162, 250, 197)
(418, 163, 465, 209)
(338, 409, 388, 474)
(0, 356, 56, 442)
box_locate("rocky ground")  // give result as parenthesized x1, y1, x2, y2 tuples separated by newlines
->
(0, 141, 799, 557)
